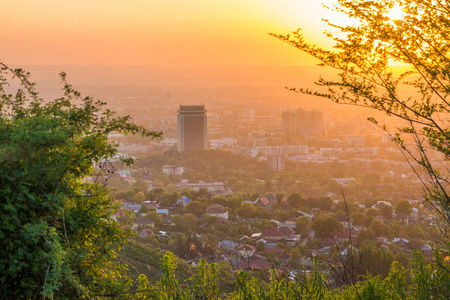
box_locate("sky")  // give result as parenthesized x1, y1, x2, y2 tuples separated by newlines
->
(1, 0, 347, 66)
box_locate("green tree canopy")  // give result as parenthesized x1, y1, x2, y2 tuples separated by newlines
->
(295, 216, 310, 237)
(0, 64, 159, 298)
(312, 215, 343, 237)
(181, 213, 199, 233)
(287, 192, 302, 208)
(145, 211, 163, 227)
(395, 200, 412, 216)
(185, 200, 205, 216)
(237, 202, 258, 219)
(379, 204, 394, 219)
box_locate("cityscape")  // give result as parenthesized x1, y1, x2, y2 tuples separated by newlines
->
(1, 0, 449, 298)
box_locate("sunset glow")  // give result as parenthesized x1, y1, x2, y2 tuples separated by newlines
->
(1, 0, 345, 66)
(386, 5, 405, 21)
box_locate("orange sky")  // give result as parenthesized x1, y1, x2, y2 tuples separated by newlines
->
(1, 0, 345, 66)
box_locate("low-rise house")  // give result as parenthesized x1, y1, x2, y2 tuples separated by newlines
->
(122, 176, 136, 183)
(218, 240, 237, 250)
(177, 195, 192, 207)
(261, 228, 285, 242)
(237, 261, 272, 271)
(278, 217, 297, 229)
(376, 236, 389, 245)
(310, 247, 331, 256)
(251, 233, 262, 240)
(374, 200, 392, 208)
(117, 169, 131, 177)
(278, 227, 296, 237)
(420, 244, 432, 255)
(285, 216, 298, 227)
(132, 218, 155, 230)
(264, 248, 286, 255)
(144, 201, 159, 210)
(337, 215, 351, 229)
(178, 180, 226, 193)
(333, 231, 356, 243)
(394, 213, 409, 225)
(265, 193, 278, 204)
(122, 203, 142, 213)
(186, 254, 212, 266)
(138, 228, 154, 238)
(206, 204, 228, 220)
(392, 237, 409, 247)
(238, 235, 251, 244)
(261, 227, 295, 244)
(156, 208, 169, 216)
(331, 177, 356, 186)
(256, 197, 273, 210)
(298, 210, 314, 219)
(246, 254, 266, 263)
(237, 244, 256, 258)
(162, 165, 186, 176)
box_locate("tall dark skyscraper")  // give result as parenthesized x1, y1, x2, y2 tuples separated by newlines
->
(177, 105, 207, 152)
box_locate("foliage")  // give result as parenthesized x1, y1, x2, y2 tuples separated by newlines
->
(145, 211, 163, 227)
(295, 216, 310, 236)
(111, 250, 449, 299)
(185, 200, 205, 217)
(359, 242, 395, 278)
(271, 0, 450, 230)
(237, 202, 258, 219)
(287, 192, 302, 208)
(312, 215, 344, 237)
(395, 200, 412, 216)
(270, 1, 450, 296)
(0, 64, 159, 298)
(180, 213, 198, 233)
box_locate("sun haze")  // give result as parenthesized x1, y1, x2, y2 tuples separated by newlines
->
(1, 0, 346, 66)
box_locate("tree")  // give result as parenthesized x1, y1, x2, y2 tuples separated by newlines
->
(185, 200, 205, 216)
(312, 215, 343, 237)
(272, 0, 450, 229)
(134, 191, 146, 203)
(276, 192, 284, 206)
(172, 214, 183, 231)
(379, 204, 394, 219)
(237, 202, 258, 219)
(287, 192, 302, 208)
(256, 240, 266, 252)
(395, 200, 412, 216)
(0, 64, 160, 298)
(181, 213, 198, 233)
(357, 228, 377, 244)
(318, 196, 333, 211)
(359, 242, 395, 278)
(145, 211, 163, 227)
(295, 216, 310, 237)
(365, 207, 379, 218)
(351, 212, 366, 226)
(369, 219, 390, 237)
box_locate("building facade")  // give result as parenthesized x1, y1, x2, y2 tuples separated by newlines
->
(267, 155, 286, 171)
(282, 108, 324, 135)
(177, 105, 207, 152)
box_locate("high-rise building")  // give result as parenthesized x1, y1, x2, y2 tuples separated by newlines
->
(177, 105, 207, 152)
(267, 154, 286, 171)
(282, 108, 324, 135)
